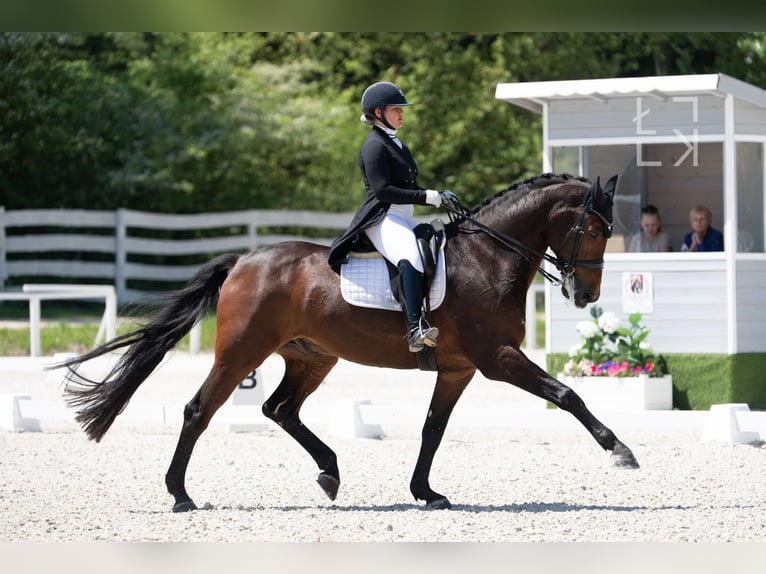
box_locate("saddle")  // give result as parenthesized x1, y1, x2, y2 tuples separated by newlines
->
(343, 220, 446, 307)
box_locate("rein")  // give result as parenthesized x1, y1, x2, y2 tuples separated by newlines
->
(441, 193, 611, 287)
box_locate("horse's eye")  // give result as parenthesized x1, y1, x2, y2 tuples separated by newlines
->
(588, 230, 598, 240)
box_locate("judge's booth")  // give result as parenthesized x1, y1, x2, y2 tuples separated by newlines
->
(496, 74, 766, 408)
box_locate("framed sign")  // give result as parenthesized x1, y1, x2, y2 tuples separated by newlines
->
(622, 272, 653, 314)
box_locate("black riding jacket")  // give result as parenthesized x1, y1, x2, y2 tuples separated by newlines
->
(328, 126, 429, 270)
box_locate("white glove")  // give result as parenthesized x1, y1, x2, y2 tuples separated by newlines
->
(439, 190, 459, 209)
(425, 189, 442, 207)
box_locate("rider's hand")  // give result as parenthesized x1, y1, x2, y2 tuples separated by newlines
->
(425, 189, 442, 207)
(440, 190, 459, 209)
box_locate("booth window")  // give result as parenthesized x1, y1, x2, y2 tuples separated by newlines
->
(736, 142, 764, 253)
(551, 143, 743, 253)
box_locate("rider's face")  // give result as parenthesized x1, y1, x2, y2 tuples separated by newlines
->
(379, 105, 404, 129)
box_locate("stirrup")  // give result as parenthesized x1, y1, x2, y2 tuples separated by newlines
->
(406, 324, 439, 353)
(421, 325, 439, 348)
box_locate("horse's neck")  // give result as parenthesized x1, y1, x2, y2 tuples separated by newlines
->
(449, 186, 575, 295)
(477, 188, 561, 251)
(447, 197, 547, 296)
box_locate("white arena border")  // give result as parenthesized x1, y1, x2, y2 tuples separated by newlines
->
(1, 352, 765, 444)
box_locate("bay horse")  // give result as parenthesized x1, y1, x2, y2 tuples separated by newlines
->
(57, 172, 638, 512)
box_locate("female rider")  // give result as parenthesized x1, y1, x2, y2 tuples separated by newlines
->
(328, 81, 455, 352)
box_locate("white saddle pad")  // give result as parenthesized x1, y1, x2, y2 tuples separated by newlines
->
(340, 254, 446, 311)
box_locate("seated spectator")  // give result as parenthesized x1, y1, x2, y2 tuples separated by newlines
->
(681, 205, 724, 252)
(627, 205, 672, 252)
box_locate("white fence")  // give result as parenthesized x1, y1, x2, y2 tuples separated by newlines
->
(0, 206, 356, 304)
(0, 284, 116, 357)
(1, 207, 546, 351)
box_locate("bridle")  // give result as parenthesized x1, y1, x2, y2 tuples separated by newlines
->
(442, 192, 612, 287)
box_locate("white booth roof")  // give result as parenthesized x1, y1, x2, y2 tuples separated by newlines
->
(495, 73, 766, 114)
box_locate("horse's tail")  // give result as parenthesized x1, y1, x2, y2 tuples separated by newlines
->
(55, 252, 241, 442)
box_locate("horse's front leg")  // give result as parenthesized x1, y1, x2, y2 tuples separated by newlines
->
(481, 346, 639, 468)
(410, 367, 476, 509)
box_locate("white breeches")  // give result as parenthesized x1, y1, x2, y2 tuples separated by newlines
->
(364, 204, 424, 273)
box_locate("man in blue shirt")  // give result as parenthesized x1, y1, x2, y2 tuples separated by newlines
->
(682, 205, 724, 252)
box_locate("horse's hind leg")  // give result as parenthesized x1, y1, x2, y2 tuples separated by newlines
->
(165, 361, 256, 512)
(262, 350, 340, 501)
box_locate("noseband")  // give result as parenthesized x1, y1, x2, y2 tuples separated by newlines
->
(443, 193, 612, 287)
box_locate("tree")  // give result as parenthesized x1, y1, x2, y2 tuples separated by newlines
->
(2, 32, 765, 213)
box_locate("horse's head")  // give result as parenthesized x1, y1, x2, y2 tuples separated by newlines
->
(549, 174, 617, 308)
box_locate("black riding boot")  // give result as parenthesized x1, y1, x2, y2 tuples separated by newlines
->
(397, 260, 439, 352)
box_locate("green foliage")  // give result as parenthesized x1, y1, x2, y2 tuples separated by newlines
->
(176, 315, 217, 352)
(2, 32, 765, 213)
(731, 354, 766, 409)
(665, 353, 766, 410)
(0, 314, 219, 355)
(664, 354, 734, 410)
(0, 322, 105, 356)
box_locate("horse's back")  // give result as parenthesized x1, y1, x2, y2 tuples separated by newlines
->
(233, 241, 331, 274)
(222, 241, 339, 307)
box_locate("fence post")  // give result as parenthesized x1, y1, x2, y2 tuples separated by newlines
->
(524, 283, 544, 350)
(248, 209, 258, 250)
(94, 287, 118, 345)
(28, 294, 41, 357)
(115, 208, 126, 304)
(189, 322, 201, 354)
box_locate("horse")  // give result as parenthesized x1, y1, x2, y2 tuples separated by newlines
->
(56, 172, 638, 513)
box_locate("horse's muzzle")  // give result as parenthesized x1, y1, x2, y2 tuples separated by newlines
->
(573, 287, 597, 308)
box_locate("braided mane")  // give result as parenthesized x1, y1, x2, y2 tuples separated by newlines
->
(469, 172, 590, 215)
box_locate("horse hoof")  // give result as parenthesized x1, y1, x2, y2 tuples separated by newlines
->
(172, 500, 198, 513)
(425, 497, 452, 510)
(611, 445, 640, 469)
(316, 472, 340, 501)
(613, 455, 640, 469)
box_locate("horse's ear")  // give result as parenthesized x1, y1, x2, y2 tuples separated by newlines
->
(590, 174, 615, 225)
(602, 174, 618, 200)
(583, 176, 599, 207)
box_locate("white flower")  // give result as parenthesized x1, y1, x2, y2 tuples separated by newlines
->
(598, 311, 620, 334)
(568, 344, 582, 357)
(576, 320, 600, 339)
(579, 358, 594, 372)
(639, 341, 653, 351)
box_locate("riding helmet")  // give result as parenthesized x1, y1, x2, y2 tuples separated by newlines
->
(361, 82, 412, 114)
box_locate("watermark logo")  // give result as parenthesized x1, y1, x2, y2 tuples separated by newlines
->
(633, 96, 698, 167)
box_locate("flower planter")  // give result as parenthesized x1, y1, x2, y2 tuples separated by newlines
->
(559, 374, 673, 411)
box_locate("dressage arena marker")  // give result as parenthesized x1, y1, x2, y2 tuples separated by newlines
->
(701, 403, 761, 444)
(326, 400, 384, 439)
(227, 369, 268, 433)
(4, 388, 766, 443)
(0, 393, 40, 432)
(2, 354, 765, 442)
